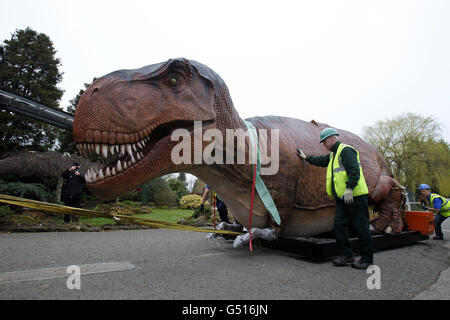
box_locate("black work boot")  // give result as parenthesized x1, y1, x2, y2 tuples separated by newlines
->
(351, 259, 372, 270)
(332, 255, 355, 266)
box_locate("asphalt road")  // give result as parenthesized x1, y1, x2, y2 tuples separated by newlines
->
(0, 220, 449, 301)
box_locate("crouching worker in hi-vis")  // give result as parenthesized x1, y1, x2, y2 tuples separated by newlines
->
(297, 128, 374, 269)
(419, 184, 450, 240)
(200, 185, 230, 224)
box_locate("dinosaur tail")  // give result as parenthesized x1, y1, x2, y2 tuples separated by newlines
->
(370, 177, 406, 233)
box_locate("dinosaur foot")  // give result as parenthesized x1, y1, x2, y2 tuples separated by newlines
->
(370, 224, 393, 234)
(233, 227, 278, 248)
(206, 222, 244, 240)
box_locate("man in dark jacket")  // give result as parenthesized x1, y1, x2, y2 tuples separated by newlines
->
(297, 128, 373, 269)
(61, 162, 86, 223)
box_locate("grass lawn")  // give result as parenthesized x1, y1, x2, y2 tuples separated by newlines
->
(79, 208, 194, 227)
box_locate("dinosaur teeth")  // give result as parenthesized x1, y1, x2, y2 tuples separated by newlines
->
(80, 134, 151, 183)
(101, 144, 108, 159)
(79, 136, 148, 157)
(98, 169, 104, 179)
(126, 144, 133, 156)
(87, 168, 94, 183)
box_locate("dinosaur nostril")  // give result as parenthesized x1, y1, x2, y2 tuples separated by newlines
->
(93, 88, 99, 93)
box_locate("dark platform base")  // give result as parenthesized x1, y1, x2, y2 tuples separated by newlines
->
(259, 230, 429, 261)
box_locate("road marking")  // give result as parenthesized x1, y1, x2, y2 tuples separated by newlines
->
(0, 262, 135, 284)
(196, 252, 229, 258)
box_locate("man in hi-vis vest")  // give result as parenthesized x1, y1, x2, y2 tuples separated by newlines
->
(297, 128, 373, 269)
(419, 184, 450, 240)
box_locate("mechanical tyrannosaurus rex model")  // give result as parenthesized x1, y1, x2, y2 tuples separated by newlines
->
(73, 58, 404, 238)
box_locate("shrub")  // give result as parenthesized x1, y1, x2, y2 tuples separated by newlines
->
(120, 200, 141, 207)
(179, 194, 209, 209)
(110, 205, 134, 216)
(192, 206, 212, 219)
(0, 205, 11, 218)
(118, 189, 141, 202)
(153, 189, 177, 206)
(0, 180, 52, 201)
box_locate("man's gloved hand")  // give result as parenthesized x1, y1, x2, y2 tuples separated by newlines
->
(297, 147, 306, 160)
(199, 203, 204, 213)
(420, 200, 428, 210)
(342, 188, 354, 205)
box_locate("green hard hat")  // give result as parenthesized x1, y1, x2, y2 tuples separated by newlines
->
(320, 128, 339, 143)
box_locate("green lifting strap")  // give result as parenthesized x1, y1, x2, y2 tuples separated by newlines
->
(244, 120, 281, 225)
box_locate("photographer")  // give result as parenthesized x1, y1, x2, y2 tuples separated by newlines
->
(61, 162, 86, 223)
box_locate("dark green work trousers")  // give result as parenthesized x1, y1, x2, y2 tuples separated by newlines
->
(334, 194, 373, 263)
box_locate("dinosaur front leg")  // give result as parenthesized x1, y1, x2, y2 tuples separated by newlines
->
(206, 217, 280, 247)
(233, 227, 278, 248)
(206, 221, 244, 240)
(232, 215, 286, 247)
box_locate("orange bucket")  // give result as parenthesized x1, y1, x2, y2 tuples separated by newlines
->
(405, 211, 434, 235)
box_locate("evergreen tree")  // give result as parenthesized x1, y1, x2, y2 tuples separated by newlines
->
(145, 177, 177, 205)
(178, 172, 187, 183)
(0, 27, 64, 155)
(167, 176, 189, 203)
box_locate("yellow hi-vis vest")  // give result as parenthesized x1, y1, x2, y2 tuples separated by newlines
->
(326, 143, 369, 199)
(430, 193, 450, 217)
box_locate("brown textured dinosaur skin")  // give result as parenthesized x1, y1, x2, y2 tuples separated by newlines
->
(73, 58, 404, 237)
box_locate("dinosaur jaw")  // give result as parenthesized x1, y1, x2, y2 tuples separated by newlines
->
(76, 120, 214, 199)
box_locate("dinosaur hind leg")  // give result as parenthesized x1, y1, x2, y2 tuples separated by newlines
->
(370, 176, 405, 233)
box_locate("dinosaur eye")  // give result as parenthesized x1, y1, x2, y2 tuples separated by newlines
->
(170, 78, 177, 86)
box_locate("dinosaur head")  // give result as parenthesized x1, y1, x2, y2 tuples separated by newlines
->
(73, 58, 241, 199)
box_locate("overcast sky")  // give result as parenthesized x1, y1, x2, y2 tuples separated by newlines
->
(1, 0, 449, 143)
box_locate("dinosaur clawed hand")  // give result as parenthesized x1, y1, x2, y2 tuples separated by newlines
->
(233, 227, 278, 248)
(206, 223, 278, 248)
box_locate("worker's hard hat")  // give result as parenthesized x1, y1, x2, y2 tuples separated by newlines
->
(320, 128, 339, 143)
(419, 184, 431, 190)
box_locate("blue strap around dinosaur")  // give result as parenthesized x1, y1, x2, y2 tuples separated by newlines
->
(244, 120, 281, 225)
